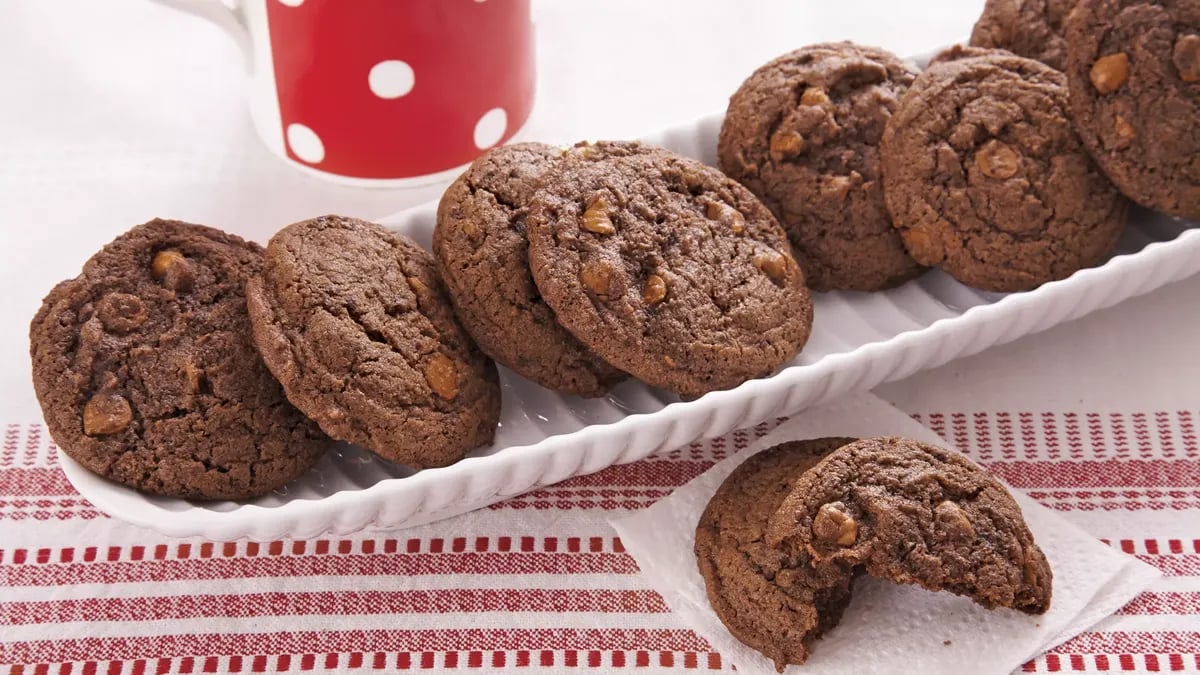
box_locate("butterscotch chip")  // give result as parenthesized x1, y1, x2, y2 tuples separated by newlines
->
(800, 87, 831, 107)
(432, 143, 623, 397)
(581, 195, 616, 234)
(151, 250, 183, 279)
(579, 260, 617, 299)
(1090, 52, 1130, 94)
(1174, 34, 1200, 82)
(641, 274, 667, 305)
(704, 200, 726, 221)
(83, 391, 132, 436)
(695, 438, 858, 670)
(151, 250, 194, 292)
(935, 500, 976, 539)
(30, 219, 328, 499)
(768, 436, 1053, 614)
(718, 43, 923, 292)
(526, 141, 812, 398)
(705, 200, 746, 234)
(1065, 0, 1199, 217)
(753, 249, 791, 284)
(246, 216, 500, 469)
(769, 130, 805, 158)
(425, 353, 460, 400)
(975, 140, 1021, 179)
(813, 502, 858, 546)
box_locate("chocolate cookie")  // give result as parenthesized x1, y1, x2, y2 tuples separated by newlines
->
(1064, 0, 1200, 218)
(970, 0, 1075, 70)
(719, 43, 924, 292)
(434, 143, 625, 397)
(246, 216, 500, 468)
(929, 44, 1016, 67)
(767, 436, 1052, 614)
(526, 141, 813, 398)
(881, 50, 1127, 292)
(695, 438, 859, 671)
(29, 219, 328, 500)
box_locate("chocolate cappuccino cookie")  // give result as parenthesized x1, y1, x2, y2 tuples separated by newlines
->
(767, 436, 1052, 614)
(1064, 0, 1200, 217)
(434, 143, 625, 397)
(527, 142, 813, 398)
(719, 43, 924, 291)
(30, 219, 328, 500)
(970, 0, 1076, 70)
(695, 438, 859, 671)
(246, 216, 500, 468)
(882, 50, 1127, 292)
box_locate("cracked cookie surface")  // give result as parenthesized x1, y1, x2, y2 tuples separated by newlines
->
(766, 436, 1053, 614)
(246, 215, 500, 468)
(1064, 0, 1200, 218)
(718, 43, 924, 292)
(434, 143, 625, 397)
(881, 50, 1127, 292)
(970, 0, 1075, 70)
(29, 219, 328, 500)
(526, 141, 813, 398)
(695, 438, 858, 672)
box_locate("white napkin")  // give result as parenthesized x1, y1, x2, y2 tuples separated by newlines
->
(611, 392, 1161, 675)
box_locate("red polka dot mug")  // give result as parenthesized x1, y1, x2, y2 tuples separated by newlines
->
(152, 0, 536, 185)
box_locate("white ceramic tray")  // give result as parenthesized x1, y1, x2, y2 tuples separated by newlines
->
(61, 111, 1200, 540)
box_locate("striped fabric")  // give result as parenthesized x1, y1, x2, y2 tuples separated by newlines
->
(2, 412, 1197, 674)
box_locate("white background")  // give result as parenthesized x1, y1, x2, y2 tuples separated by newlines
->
(2, 0, 1197, 422)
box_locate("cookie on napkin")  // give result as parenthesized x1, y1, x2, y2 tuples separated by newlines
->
(695, 437, 859, 670)
(611, 392, 1160, 675)
(767, 436, 1053, 615)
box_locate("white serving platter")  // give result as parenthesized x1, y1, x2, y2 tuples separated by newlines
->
(60, 111, 1200, 540)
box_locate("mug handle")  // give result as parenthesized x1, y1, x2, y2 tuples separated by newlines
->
(149, 0, 253, 70)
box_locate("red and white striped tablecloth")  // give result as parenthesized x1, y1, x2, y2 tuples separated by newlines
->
(2, 409, 1198, 674)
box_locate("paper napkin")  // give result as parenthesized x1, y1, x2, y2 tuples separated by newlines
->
(610, 392, 1161, 675)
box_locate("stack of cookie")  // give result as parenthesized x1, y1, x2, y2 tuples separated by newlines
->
(30, 217, 505, 500)
(720, 1, 1198, 293)
(434, 140, 815, 400)
(29, 220, 332, 501)
(695, 436, 1052, 671)
(29, 143, 819, 500)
